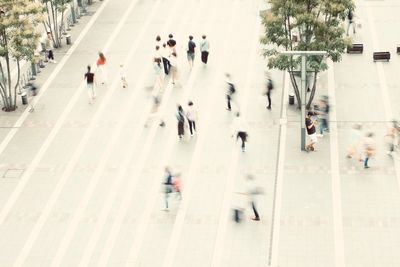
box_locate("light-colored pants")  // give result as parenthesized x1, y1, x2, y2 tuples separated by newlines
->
(87, 83, 96, 101)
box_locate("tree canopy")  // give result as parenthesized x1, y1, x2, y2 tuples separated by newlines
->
(260, 0, 355, 108)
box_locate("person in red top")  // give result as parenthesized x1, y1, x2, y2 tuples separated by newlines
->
(96, 52, 108, 85)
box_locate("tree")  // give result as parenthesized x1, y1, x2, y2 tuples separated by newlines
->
(0, 0, 44, 111)
(42, 0, 71, 48)
(260, 0, 354, 109)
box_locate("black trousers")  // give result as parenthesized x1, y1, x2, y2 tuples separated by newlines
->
(188, 120, 196, 135)
(237, 132, 247, 149)
(47, 50, 54, 60)
(162, 57, 170, 75)
(251, 201, 260, 219)
(227, 95, 232, 110)
(266, 91, 271, 108)
(201, 51, 209, 64)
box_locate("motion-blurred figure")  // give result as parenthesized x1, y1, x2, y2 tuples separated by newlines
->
(119, 64, 128, 88)
(187, 35, 196, 70)
(84, 65, 96, 105)
(231, 112, 248, 152)
(225, 73, 238, 112)
(245, 174, 261, 221)
(265, 73, 274, 109)
(346, 123, 363, 160)
(305, 111, 317, 152)
(163, 166, 174, 211)
(363, 132, 376, 169)
(385, 120, 399, 156)
(317, 96, 329, 137)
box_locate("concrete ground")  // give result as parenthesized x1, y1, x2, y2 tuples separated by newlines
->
(0, 0, 399, 266)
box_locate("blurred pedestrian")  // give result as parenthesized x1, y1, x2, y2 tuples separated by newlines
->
(163, 166, 174, 211)
(167, 33, 177, 53)
(155, 35, 162, 48)
(161, 43, 170, 75)
(172, 171, 182, 200)
(305, 111, 317, 152)
(96, 52, 107, 85)
(199, 35, 209, 64)
(45, 32, 56, 63)
(245, 174, 261, 221)
(265, 74, 274, 109)
(226, 73, 238, 111)
(145, 87, 165, 128)
(317, 97, 329, 137)
(176, 105, 185, 139)
(385, 120, 399, 156)
(363, 132, 376, 169)
(84, 65, 96, 104)
(186, 100, 198, 136)
(231, 112, 248, 152)
(346, 9, 356, 36)
(187, 35, 196, 69)
(119, 64, 128, 88)
(346, 123, 363, 160)
(169, 52, 178, 85)
(153, 46, 163, 88)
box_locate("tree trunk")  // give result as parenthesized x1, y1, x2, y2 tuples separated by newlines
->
(306, 70, 319, 110)
(13, 60, 21, 108)
(288, 66, 301, 109)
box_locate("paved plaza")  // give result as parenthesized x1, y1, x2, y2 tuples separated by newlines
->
(0, 0, 400, 266)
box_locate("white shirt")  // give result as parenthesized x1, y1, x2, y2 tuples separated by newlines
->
(169, 55, 177, 67)
(186, 106, 198, 121)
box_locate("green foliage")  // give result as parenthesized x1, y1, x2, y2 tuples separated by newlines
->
(0, 0, 45, 111)
(261, 0, 354, 72)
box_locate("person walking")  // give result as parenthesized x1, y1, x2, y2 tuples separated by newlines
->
(153, 52, 164, 90)
(186, 101, 198, 136)
(265, 75, 274, 109)
(84, 65, 96, 104)
(346, 9, 356, 36)
(169, 52, 178, 85)
(145, 87, 165, 128)
(346, 123, 363, 160)
(317, 97, 329, 137)
(161, 43, 170, 75)
(45, 32, 56, 63)
(199, 35, 209, 64)
(385, 120, 399, 156)
(305, 111, 318, 152)
(96, 52, 107, 85)
(167, 33, 177, 53)
(363, 132, 376, 169)
(231, 112, 248, 152)
(225, 73, 238, 111)
(176, 105, 185, 139)
(119, 64, 128, 88)
(187, 35, 196, 69)
(163, 166, 174, 211)
(245, 174, 261, 221)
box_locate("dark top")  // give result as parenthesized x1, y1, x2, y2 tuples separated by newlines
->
(188, 40, 196, 53)
(306, 118, 316, 135)
(85, 72, 94, 84)
(167, 39, 176, 47)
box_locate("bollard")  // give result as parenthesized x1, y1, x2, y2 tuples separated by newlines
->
(66, 35, 72, 45)
(21, 91, 28, 105)
(289, 94, 295, 105)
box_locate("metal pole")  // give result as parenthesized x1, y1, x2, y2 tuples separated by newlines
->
(301, 55, 307, 151)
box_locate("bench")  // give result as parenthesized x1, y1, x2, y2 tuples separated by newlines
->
(347, 44, 363, 54)
(373, 52, 390, 62)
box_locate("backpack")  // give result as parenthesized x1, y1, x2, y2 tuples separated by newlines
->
(228, 82, 235, 94)
(267, 79, 273, 91)
(348, 10, 353, 20)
